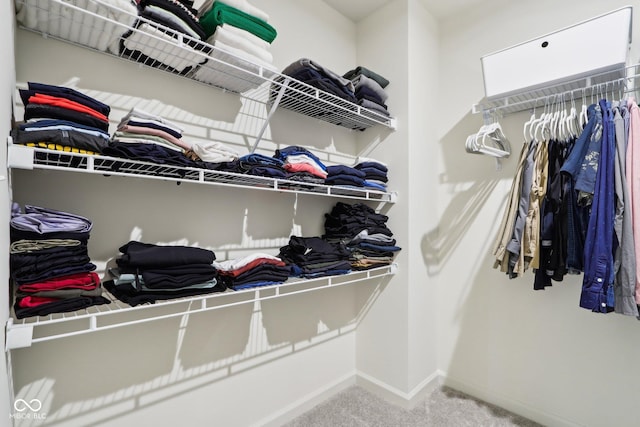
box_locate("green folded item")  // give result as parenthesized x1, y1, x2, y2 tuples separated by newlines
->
(201, 1, 277, 43)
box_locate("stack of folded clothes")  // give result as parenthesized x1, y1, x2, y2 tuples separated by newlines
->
(325, 165, 366, 188)
(353, 157, 389, 191)
(13, 82, 111, 154)
(213, 253, 291, 290)
(10, 204, 109, 319)
(106, 107, 197, 167)
(15, 0, 138, 54)
(233, 153, 287, 178)
(278, 236, 351, 278)
(323, 202, 401, 271)
(104, 241, 225, 306)
(343, 66, 391, 118)
(279, 58, 357, 103)
(121, 0, 210, 74)
(274, 146, 328, 181)
(195, 0, 277, 92)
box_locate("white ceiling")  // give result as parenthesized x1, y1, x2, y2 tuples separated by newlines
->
(323, 0, 485, 22)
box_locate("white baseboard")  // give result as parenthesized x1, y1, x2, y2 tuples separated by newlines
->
(254, 370, 580, 427)
(356, 369, 444, 410)
(441, 373, 581, 427)
(254, 371, 357, 427)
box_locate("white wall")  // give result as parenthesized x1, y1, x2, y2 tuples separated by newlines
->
(436, 1, 640, 426)
(1, 0, 16, 423)
(7, 1, 397, 426)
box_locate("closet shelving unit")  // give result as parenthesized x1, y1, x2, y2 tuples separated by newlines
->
(6, 0, 400, 349)
(7, 143, 398, 203)
(5, 264, 396, 350)
(472, 62, 640, 116)
(14, 0, 397, 133)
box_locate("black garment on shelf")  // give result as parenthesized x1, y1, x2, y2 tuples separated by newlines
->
(14, 263, 97, 286)
(11, 252, 91, 281)
(325, 174, 365, 187)
(116, 241, 216, 269)
(103, 279, 225, 306)
(285, 67, 357, 103)
(141, 264, 218, 289)
(11, 128, 109, 154)
(103, 141, 197, 168)
(13, 295, 109, 319)
(230, 264, 291, 286)
(139, 0, 207, 41)
(278, 236, 350, 266)
(23, 104, 109, 132)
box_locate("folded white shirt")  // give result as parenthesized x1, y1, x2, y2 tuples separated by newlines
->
(213, 253, 282, 271)
(191, 140, 239, 163)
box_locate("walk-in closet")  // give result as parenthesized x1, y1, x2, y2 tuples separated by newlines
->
(1, 1, 639, 426)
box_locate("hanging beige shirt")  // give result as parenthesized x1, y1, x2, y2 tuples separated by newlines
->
(517, 138, 549, 273)
(492, 141, 531, 272)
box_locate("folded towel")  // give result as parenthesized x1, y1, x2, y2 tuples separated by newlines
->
(198, 0, 269, 22)
(219, 23, 270, 50)
(15, 0, 138, 54)
(200, 1, 277, 42)
(192, 45, 277, 93)
(188, 140, 239, 163)
(343, 66, 390, 89)
(213, 25, 273, 64)
(121, 21, 209, 73)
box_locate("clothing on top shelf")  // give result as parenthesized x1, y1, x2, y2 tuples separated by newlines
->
(279, 58, 357, 103)
(199, 0, 276, 42)
(10, 204, 108, 319)
(120, 19, 210, 75)
(138, 0, 207, 40)
(343, 66, 391, 118)
(343, 66, 390, 89)
(325, 165, 365, 188)
(15, 0, 138, 54)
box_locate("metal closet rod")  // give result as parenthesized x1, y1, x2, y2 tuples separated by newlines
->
(473, 62, 640, 116)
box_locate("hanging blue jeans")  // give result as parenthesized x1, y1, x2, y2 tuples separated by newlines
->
(580, 99, 615, 313)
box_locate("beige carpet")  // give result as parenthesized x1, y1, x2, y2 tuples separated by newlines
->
(283, 385, 544, 427)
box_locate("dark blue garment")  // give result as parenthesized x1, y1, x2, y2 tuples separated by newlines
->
(239, 153, 284, 168)
(103, 141, 197, 167)
(354, 242, 402, 252)
(575, 105, 603, 203)
(326, 164, 366, 178)
(246, 165, 287, 178)
(354, 161, 388, 173)
(561, 104, 597, 178)
(580, 99, 615, 313)
(325, 174, 365, 187)
(363, 181, 387, 191)
(286, 67, 357, 103)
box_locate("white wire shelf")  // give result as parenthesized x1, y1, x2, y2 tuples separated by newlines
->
(7, 144, 398, 203)
(5, 263, 397, 349)
(472, 63, 640, 115)
(14, 0, 396, 132)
